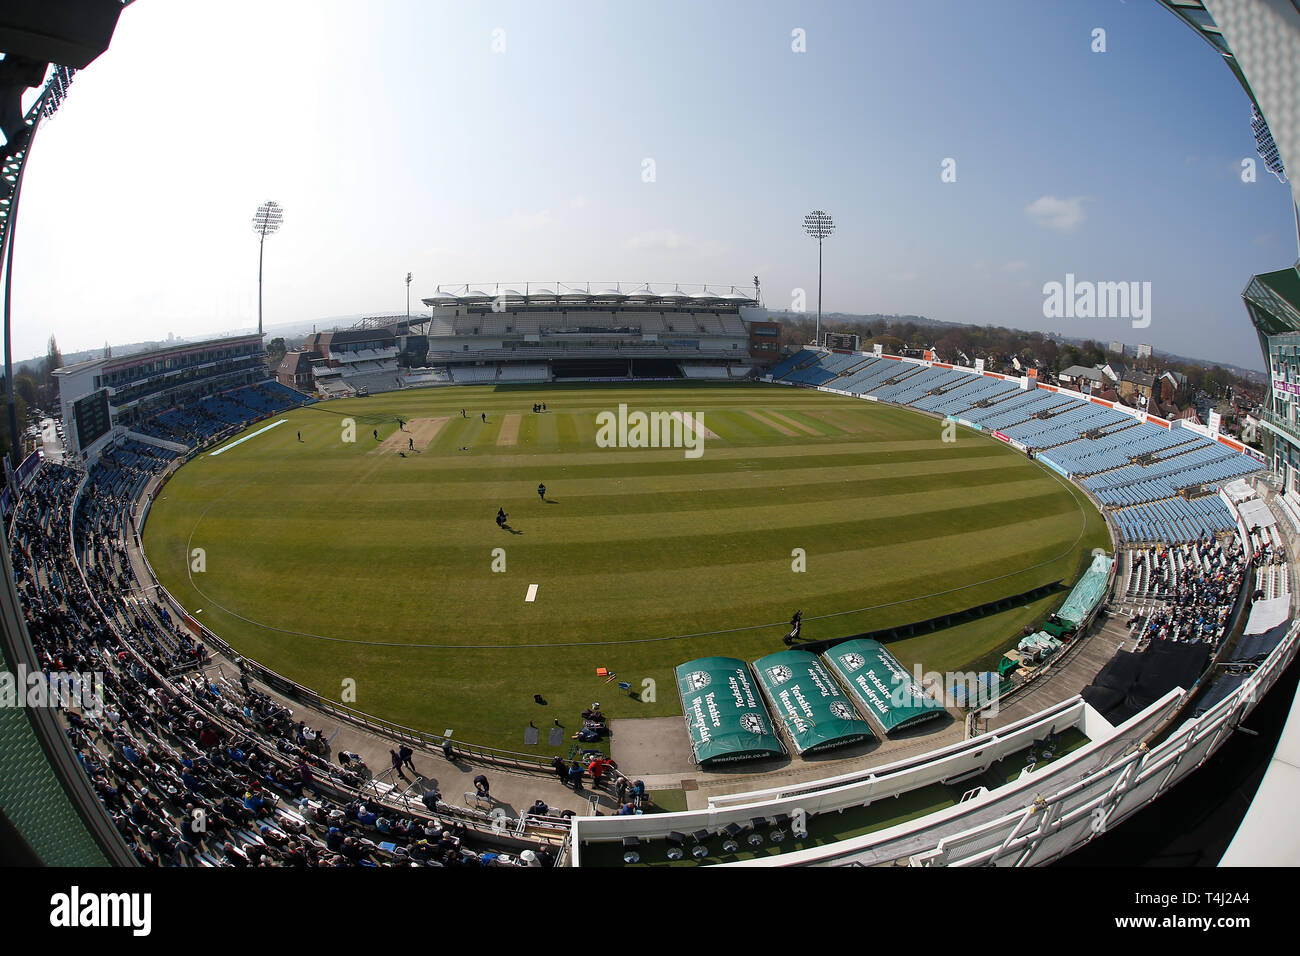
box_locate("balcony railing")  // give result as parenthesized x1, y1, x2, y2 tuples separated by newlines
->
(1261, 410, 1300, 445)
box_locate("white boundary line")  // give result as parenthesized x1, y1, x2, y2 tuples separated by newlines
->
(209, 419, 288, 457)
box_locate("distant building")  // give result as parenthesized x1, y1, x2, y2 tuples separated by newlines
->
(748, 320, 781, 362)
(276, 350, 315, 391)
(1136, 343, 1153, 360)
(1058, 365, 1106, 391)
(1159, 370, 1189, 404)
(1098, 361, 1126, 384)
(1107, 342, 1125, 356)
(1120, 369, 1156, 404)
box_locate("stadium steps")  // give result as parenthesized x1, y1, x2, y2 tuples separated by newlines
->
(927, 374, 983, 398)
(1081, 435, 1204, 479)
(873, 364, 928, 389)
(825, 356, 876, 384)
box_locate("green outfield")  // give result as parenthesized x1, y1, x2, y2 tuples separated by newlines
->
(141, 382, 1109, 754)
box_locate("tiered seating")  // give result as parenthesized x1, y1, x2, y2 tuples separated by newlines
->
(450, 366, 501, 384)
(769, 349, 1263, 546)
(8, 462, 555, 868)
(719, 314, 747, 335)
(914, 375, 1017, 416)
(427, 315, 457, 337)
(1122, 536, 1247, 650)
(400, 368, 452, 386)
(1047, 426, 1196, 478)
(1111, 495, 1238, 544)
(446, 364, 548, 384)
(315, 378, 353, 399)
(784, 351, 858, 386)
(498, 364, 549, 382)
(241, 381, 310, 414)
(682, 366, 731, 379)
(1254, 558, 1290, 601)
(1000, 402, 1119, 449)
(836, 358, 915, 395)
(340, 358, 398, 378)
(878, 367, 971, 406)
(135, 382, 309, 449)
(767, 348, 823, 380)
(342, 369, 403, 395)
(473, 315, 511, 336)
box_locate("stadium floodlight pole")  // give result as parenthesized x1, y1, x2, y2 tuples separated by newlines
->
(803, 210, 835, 347)
(2, 115, 41, 474)
(4, 67, 75, 472)
(406, 272, 412, 318)
(251, 201, 284, 337)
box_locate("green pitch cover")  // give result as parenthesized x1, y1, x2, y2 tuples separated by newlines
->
(1057, 552, 1112, 628)
(675, 657, 785, 766)
(752, 650, 875, 754)
(824, 639, 946, 733)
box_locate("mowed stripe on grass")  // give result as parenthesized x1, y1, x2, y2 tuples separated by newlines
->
(142, 383, 1108, 751)
(763, 409, 823, 436)
(744, 409, 798, 437)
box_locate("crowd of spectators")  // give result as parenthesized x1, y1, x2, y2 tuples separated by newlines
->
(1126, 534, 1249, 649)
(7, 455, 555, 866)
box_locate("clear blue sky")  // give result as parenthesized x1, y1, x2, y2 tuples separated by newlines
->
(10, 0, 1296, 370)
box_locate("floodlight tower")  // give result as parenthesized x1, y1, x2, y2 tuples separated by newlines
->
(3, 65, 77, 471)
(803, 209, 835, 347)
(251, 200, 283, 337)
(406, 272, 412, 318)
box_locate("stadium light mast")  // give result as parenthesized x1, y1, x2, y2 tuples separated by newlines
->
(803, 210, 835, 347)
(3, 66, 77, 472)
(251, 200, 283, 337)
(406, 272, 412, 318)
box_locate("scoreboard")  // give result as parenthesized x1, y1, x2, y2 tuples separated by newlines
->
(73, 389, 112, 450)
(822, 331, 860, 351)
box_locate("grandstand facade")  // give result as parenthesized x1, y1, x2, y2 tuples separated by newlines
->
(1248, 266, 1300, 503)
(417, 282, 772, 385)
(50, 334, 310, 463)
(52, 335, 259, 458)
(301, 326, 407, 398)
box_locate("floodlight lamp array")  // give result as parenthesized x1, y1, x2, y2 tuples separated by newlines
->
(803, 209, 835, 240)
(252, 201, 284, 235)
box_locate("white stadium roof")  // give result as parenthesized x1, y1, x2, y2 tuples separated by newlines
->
(421, 281, 759, 308)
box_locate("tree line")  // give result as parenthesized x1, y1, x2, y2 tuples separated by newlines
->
(0, 336, 63, 462)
